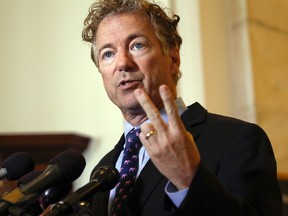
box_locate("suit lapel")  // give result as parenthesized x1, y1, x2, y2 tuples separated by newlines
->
(126, 160, 164, 213)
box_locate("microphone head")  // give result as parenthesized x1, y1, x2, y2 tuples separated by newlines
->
(2, 152, 35, 180)
(18, 170, 72, 206)
(49, 150, 86, 182)
(17, 170, 72, 214)
(90, 166, 120, 191)
(39, 181, 72, 208)
(19, 150, 85, 196)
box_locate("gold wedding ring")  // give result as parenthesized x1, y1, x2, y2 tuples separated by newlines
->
(145, 130, 157, 140)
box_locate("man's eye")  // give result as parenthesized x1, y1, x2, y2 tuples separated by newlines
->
(103, 51, 113, 59)
(133, 43, 144, 50)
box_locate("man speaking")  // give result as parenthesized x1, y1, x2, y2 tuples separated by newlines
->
(81, 0, 283, 215)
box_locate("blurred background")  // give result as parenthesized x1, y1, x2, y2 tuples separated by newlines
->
(0, 0, 287, 200)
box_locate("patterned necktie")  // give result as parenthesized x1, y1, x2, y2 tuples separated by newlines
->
(112, 128, 141, 216)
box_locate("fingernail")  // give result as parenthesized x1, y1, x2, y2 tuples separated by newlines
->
(159, 85, 167, 94)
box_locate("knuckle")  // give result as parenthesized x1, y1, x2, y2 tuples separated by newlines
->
(149, 110, 160, 120)
(167, 107, 176, 116)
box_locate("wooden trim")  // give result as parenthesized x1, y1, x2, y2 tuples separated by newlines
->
(278, 172, 288, 181)
(0, 133, 90, 164)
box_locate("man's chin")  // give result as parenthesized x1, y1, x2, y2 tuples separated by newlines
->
(119, 101, 144, 113)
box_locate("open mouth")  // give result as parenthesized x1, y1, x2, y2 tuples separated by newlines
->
(119, 80, 141, 89)
(120, 80, 138, 85)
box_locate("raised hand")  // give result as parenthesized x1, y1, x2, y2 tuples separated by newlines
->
(134, 84, 200, 189)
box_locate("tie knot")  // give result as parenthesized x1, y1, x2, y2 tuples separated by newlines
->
(125, 128, 141, 152)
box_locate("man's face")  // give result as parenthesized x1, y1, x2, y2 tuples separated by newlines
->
(95, 12, 180, 114)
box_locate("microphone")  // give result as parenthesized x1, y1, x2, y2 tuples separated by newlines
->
(16, 170, 73, 215)
(45, 166, 120, 216)
(17, 171, 43, 188)
(39, 181, 72, 210)
(0, 150, 86, 215)
(0, 152, 35, 181)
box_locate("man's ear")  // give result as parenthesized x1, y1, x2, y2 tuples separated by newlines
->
(169, 47, 180, 74)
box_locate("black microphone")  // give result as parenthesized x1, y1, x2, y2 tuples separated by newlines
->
(16, 170, 73, 215)
(39, 181, 73, 210)
(45, 166, 120, 216)
(17, 171, 43, 188)
(0, 150, 86, 215)
(0, 152, 35, 181)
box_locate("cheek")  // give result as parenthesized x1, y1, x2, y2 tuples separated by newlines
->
(101, 76, 116, 101)
(143, 55, 164, 73)
(100, 71, 113, 90)
(147, 58, 171, 78)
(99, 66, 113, 81)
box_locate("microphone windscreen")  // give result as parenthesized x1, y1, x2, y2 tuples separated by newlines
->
(49, 150, 86, 182)
(2, 152, 35, 180)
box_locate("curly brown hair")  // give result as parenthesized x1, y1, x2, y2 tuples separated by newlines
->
(82, 0, 182, 82)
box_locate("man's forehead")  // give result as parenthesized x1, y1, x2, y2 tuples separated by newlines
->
(95, 13, 153, 45)
(97, 12, 150, 33)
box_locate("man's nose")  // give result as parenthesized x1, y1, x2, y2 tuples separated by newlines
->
(116, 51, 135, 72)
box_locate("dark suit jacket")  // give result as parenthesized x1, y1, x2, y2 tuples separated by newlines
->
(89, 102, 282, 216)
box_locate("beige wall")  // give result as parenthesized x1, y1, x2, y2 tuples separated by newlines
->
(247, 0, 288, 174)
(200, 0, 256, 121)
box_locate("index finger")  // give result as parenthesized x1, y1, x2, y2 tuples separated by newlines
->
(134, 88, 167, 132)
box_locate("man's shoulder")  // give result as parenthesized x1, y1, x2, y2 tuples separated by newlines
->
(185, 102, 263, 132)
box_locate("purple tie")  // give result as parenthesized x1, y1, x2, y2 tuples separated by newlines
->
(112, 128, 141, 216)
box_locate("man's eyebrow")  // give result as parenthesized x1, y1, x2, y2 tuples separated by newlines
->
(127, 33, 146, 41)
(97, 43, 114, 55)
